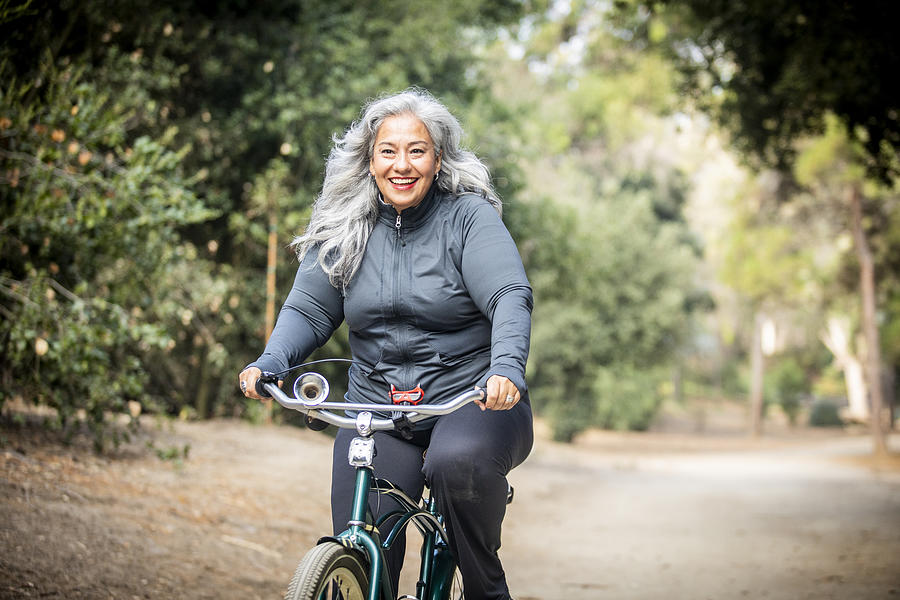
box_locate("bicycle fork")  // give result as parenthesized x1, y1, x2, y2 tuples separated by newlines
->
(344, 434, 393, 600)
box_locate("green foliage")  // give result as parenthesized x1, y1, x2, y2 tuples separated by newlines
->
(611, 0, 900, 442)
(718, 210, 817, 308)
(1, 0, 536, 446)
(875, 193, 900, 364)
(0, 0, 37, 25)
(147, 440, 191, 470)
(525, 186, 702, 440)
(808, 399, 844, 428)
(2, 275, 146, 449)
(0, 56, 211, 449)
(764, 357, 809, 426)
(566, 52, 677, 149)
(627, 0, 900, 182)
(593, 366, 663, 432)
(545, 387, 597, 444)
(486, 5, 708, 441)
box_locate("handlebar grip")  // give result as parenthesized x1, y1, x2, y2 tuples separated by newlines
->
(256, 371, 279, 397)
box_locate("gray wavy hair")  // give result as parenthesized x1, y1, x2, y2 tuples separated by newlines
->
(292, 88, 501, 289)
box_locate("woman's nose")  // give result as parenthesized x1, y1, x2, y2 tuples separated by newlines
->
(394, 151, 410, 171)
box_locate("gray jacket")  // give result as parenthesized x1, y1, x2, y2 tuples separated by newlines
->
(250, 187, 533, 410)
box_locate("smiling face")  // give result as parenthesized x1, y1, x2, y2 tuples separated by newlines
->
(370, 113, 441, 213)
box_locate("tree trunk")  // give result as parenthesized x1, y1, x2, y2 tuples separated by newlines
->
(265, 217, 278, 341)
(844, 352, 869, 422)
(195, 347, 210, 419)
(749, 311, 765, 437)
(849, 185, 888, 456)
(672, 362, 684, 405)
(262, 212, 278, 424)
(886, 366, 896, 431)
(820, 316, 869, 421)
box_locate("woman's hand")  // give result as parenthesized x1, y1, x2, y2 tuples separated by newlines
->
(476, 375, 520, 411)
(239, 367, 282, 400)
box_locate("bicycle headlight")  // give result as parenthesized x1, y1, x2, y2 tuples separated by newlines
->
(348, 436, 376, 467)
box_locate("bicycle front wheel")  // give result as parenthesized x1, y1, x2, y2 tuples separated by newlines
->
(445, 566, 464, 600)
(429, 555, 464, 600)
(284, 542, 370, 600)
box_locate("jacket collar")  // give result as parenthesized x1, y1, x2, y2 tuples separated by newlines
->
(377, 183, 442, 229)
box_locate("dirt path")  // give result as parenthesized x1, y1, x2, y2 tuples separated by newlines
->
(506, 427, 900, 599)
(2, 415, 899, 599)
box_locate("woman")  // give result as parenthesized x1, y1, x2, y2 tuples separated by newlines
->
(239, 88, 533, 600)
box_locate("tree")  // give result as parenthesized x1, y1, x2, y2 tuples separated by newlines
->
(634, 0, 900, 183)
(620, 0, 899, 453)
(794, 116, 897, 447)
(717, 195, 816, 435)
(521, 183, 701, 441)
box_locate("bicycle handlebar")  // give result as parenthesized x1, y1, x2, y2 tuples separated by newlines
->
(262, 376, 485, 432)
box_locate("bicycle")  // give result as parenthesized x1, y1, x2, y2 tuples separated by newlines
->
(259, 367, 495, 600)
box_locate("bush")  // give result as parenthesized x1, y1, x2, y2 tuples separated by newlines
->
(545, 392, 597, 443)
(592, 366, 663, 432)
(0, 58, 211, 450)
(808, 399, 844, 428)
(525, 188, 702, 443)
(766, 357, 810, 426)
(538, 364, 666, 442)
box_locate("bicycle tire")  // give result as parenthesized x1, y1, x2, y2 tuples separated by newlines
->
(445, 566, 463, 600)
(284, 542, 369, 600)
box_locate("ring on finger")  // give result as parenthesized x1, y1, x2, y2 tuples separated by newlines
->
(240, 381, 247, 393)
(505, 394, 515, 403)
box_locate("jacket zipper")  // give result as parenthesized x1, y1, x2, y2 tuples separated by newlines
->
(390, 215, 407, 389)
(395, 214, 405, 246)
(391, 212, 411, 389)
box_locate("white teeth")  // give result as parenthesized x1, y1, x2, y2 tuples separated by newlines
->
(390, 178, 415, 184)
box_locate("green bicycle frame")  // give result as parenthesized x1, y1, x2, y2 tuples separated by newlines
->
(333, 462, 459, 600)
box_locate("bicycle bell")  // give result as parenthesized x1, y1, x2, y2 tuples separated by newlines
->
(293, 372, 330, 405)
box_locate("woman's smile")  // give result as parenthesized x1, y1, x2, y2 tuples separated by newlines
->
(389, 177, 417, 189)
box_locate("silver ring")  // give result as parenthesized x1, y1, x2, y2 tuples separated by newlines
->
(240, 381, 247, 393)
(505, 394, 515, 403)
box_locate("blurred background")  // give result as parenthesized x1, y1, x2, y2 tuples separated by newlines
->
(2, 0, 898, 453)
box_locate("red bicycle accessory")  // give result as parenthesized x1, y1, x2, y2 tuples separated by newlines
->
(390, 384, 425, 405)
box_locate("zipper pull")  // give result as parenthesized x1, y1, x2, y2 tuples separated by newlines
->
(395, 214, 405, 246)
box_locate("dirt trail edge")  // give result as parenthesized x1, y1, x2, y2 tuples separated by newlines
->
(2, 417, 899, 600)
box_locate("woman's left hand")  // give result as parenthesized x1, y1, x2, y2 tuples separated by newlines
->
(476, 375, 520, 411)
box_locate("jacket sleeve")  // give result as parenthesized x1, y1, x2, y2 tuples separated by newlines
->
(459, 199, 533, 394)
(247, 250, 344, 376)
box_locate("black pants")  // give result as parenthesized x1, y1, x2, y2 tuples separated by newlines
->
(331, 400, 533, 600)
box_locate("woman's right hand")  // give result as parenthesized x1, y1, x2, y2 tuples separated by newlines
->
(239, 367, 282, 400)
